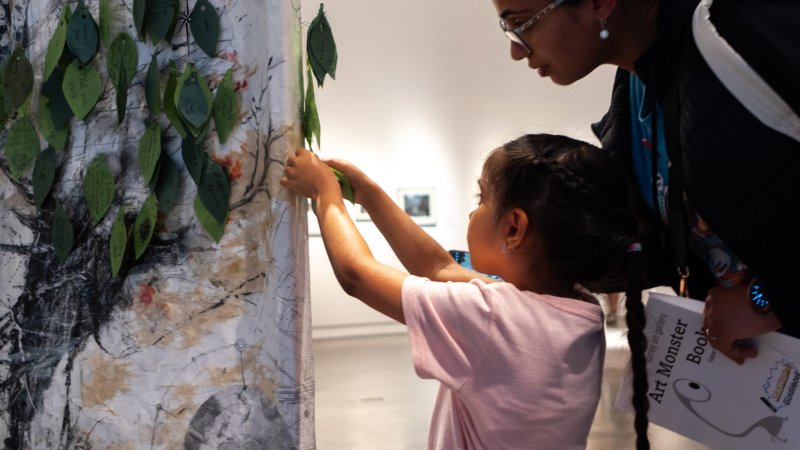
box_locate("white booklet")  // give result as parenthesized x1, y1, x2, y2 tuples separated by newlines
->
(615, 293, 800, 449)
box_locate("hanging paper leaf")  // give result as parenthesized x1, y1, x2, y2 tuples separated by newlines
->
(190, 0, 220, 58)
(303, 65, 321, 150)
(116, 61, 128, 124)
(37, 97, 68, 151)
(5, 118, 40, 180)
(182, 136, 208, 184)
(109, 209, 127, 276)
(194, 195, 225, 242)
(44, 9, 69, 81)
(67, 4, 100, 65)
(307, 4, 338, 86)
(99, 0, 111, 47)
(197, 160, 230, 224)
(332, 168, 355, 204)
(4, 47, 34, 110)
(107, 33, 138, 90)
(52, 200, 74, 264)
(83, 155, 116, 223)
(63, 61, 102, 120)
(164, 61, 187, 138)
(0, 66, 9, 129)
(138, 122, 161, 185)
(133, 194, 158, 259)
(133, 0, 146, 41)
(147, 0, 178, 44)
(176, 64, 213, 133)
(33, 147, 58, 208)
(43, 68, 73, 130)
(212, 69, 238, 144)
(145, 54, 162, 116)
(153, 155, 180, 214)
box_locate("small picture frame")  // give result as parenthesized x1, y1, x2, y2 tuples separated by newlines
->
(398, 188, 436, 226)
(353, 204, 371, 222)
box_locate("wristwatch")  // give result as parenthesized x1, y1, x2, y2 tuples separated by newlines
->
(748, 278, 773, 315)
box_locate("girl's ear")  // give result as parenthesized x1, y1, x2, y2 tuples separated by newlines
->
(502, 208, 530, 253)
(592, 0, 617, 19)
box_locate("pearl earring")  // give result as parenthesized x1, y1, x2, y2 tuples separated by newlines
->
(599, 18, 610, 40)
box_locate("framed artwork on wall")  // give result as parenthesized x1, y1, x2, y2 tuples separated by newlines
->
(398, 188, 436, 226)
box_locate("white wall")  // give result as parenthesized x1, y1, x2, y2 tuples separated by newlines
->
(301, 0, 617, 339)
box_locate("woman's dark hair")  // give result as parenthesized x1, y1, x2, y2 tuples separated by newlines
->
(485, 133, 650, 449)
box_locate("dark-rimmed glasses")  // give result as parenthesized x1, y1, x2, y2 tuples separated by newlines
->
(499, 0, 566, 54)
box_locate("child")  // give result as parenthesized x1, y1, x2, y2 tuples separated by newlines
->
(281, 134, 650, 449)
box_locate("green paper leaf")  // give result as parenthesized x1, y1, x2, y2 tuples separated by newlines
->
(43, 68, 73, 130)
(194, 194, 226, 242)
(133, 194, 158, 259)
(63, 61, 101, 120)
(83, 155, 116, 223)
(33, 147, 58, 208)
(147, 0, 178, 44)
(107, 33, 138, 89)
(145, 54, 161, 116)
(176, 65, 213, 132)
(164, 61, 186, 138)
(67, 4, 100, 65)
(44, 9, 69, 81)
(109, 209, 127, 276)
(190, 0, 220, 58)
(138, 122, 161, 184)
(99, 0, 111, 47)
(52, 200, 74, 264)
(181, 136, 208, 184)
(307, 4, 338, 87)
(37, 97, 68, 151)
(133, 0, 146, 41)
(213, 69, 238, 144)
(116, 60, 128, 124)
(4, 47, 34, 110)
(197, 160, 230, 224)
(332, 168, 355, 204)
(5, 117, 40, 180)
(303, 65, 321, 150)
(153, 155, 180, 214)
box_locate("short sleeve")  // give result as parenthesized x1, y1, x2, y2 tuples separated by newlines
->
(402, 275, 493, 390)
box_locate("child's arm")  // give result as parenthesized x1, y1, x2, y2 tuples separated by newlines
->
(326, 159, 495, 284)
(281, 148, 408, 323)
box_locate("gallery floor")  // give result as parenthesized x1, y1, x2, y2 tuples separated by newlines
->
(313, 327, 709, 450)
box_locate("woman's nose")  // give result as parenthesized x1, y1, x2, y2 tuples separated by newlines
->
(510, 41, 529, 61)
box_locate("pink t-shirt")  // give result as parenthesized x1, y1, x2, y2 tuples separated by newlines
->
(402, 275, 605, 450)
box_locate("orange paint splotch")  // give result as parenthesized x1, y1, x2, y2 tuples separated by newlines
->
(212, 155, 243, 180)
(138, 283, 156, 307)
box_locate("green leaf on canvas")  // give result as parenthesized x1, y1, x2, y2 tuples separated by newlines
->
(194, 194, 226, 242)
(181, 135, 208, 184)
(43, 68, 73, 129)
(44, 9, 69, 81)
(190, 0, 220, 58)
(5, 117, 40, 180)
(307, 3, 337, 87)
(99, 0, 111, 47)
(52, 200, 74, 264)
(145, 54, 161, 116)
(163, 61, 187, 138)
(109, 209, 127, 276)
(303, 65, 320, 150)
(175, 64, 213, 133)
(67, 4, 99, 65)
(4, 47, 34, 110)
(133, 194, 158, 259)
(147, 0, 178, 44)
(83, 155, 116, 223)
(138, 122, 161, 185)
(332, 168, 355, 204)
(213, 69, 238, 144)
(153, 155, 180, 214)
(116, 60, 128, 124)
(197, 159, 230, 224)
(33, 147, 58, 208)
(63, 60, 102, 120)
(107, 32, 138, 89)
(37, 96, 68, 151)
(133, 0, 146, 41)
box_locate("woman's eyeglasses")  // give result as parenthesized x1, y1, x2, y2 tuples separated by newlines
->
(499, 0, 566, 54)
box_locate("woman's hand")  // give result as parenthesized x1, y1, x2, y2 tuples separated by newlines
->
(703, 285, 782, 365)
(280, 148, 340, 201)
(325, 159, 374, 205)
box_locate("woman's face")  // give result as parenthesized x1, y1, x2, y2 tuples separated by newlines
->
(492, 0, 605, 85)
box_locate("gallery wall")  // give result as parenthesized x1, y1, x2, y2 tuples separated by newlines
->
(301, 0, 617, 338)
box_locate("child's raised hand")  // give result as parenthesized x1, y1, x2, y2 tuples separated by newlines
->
(281, 148, 340, 200)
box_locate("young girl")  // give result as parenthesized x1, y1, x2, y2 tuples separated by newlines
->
(281, 134, 649, 449)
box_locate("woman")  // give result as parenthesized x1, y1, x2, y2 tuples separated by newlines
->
(490, 0, 799, 365)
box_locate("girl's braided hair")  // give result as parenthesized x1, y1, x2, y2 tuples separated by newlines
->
(485, 134, 651, 449)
